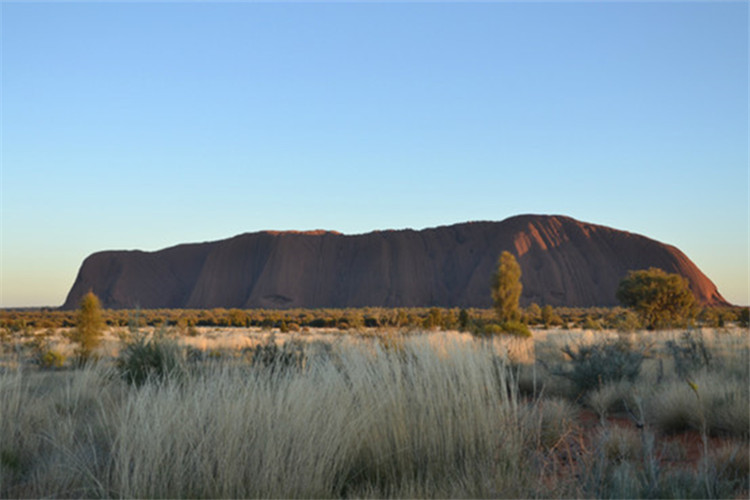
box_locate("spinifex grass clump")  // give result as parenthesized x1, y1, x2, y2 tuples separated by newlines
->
(117, 328, 186, 386)
(250, 335, 307, 373)
(1, 334, 532, 498)
(2, 328, 748, 499)
(109, 335, 527, 498)
(665, 329, 712, 379)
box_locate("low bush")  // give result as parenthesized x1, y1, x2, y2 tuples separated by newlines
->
(37, 349, 66, 370)
(475, 320, 532, 338)
(613, 310, 642, 332)
(500, 320, 532, 337)
(551, 338, 645, 396)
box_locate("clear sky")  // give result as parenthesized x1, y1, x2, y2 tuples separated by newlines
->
(1, 1, 748, 307)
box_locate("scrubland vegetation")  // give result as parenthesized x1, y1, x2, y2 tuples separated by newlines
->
(2, 301, 746, 333)
(1, 315, 748, 498)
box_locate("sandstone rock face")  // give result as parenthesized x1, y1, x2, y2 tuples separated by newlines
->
(62, 215, 727, 309)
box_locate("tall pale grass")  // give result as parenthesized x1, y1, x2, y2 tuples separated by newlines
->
(1, 333, 531, 498)
(0, 365, 123, 497)
(3, 327, 747, 498)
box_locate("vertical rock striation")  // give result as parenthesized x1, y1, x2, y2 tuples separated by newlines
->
(62, 214, 727, 309)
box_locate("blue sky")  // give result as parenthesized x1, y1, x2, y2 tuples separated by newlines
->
(1, 1, 748, 307)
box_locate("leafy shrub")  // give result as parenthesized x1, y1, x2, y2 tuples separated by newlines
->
(458, 309, 470, 330)
(581, 315, 602, 331)
(37, 349, 66, 369)
(541, 305, 563, 328)
(739, 307, 749, 327)
(613, 310, 642, 332)
(552, 339, 645, 396)
(29, 337, 66, 369)
(617, 268, 697, 329)
(476, 321, 531, 337)
(480, 323, 504, 336)
(287, 322, 301, 332)
(422, 308, 444, 329)
(117, 331, 186, 386)
(500, 320, 532, 337)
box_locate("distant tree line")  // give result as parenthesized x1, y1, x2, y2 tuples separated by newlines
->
(1, 302, 746, 336)
(1, 260, 745, 338)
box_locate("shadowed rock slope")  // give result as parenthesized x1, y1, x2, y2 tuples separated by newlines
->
(62, 215, 727, 309)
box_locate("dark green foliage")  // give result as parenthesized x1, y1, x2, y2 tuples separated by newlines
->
(553, 339, 645, 395)
(117, 330, 186, 386)
(738, 307, 749, 327)
(616, 268, 697, 329)
(458, 309, 470, 330)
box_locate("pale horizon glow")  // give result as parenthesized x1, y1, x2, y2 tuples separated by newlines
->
(1, 2, 748, 307)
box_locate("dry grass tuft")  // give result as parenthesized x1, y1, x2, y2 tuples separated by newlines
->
(1, 325, 748, 498)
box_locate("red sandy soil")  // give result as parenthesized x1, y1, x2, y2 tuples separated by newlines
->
(575, 409, 732, 468)
(537, 408, 748, 497)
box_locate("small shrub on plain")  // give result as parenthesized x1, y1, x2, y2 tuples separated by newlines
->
(552, 338, 645, 396)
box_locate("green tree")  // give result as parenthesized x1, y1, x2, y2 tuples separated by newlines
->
(541, 305, 563, 328)
(616, 268, 697, 330)
(491, 251, 523, 323)
(458, 309, 470, 331)
(423, 308, 443, 329)
(739, 307, 749, 328)
(73, 291, 105, 359)
(525, 303, 542, 325)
